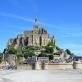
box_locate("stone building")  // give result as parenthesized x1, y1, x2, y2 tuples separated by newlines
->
(7, 18, 55, 49)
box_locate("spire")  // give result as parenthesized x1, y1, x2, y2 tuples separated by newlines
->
(35, 17, 38, 22)
(34, 17, 39, 33)
(34, 17, 38, 25)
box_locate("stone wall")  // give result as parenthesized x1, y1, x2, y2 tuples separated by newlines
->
(45, 63, 73, 70)
(76, 63, 82, 69)
(17, 64, 32, 70)
(36, 62, 82, 70)
(1, 61, 82, 70)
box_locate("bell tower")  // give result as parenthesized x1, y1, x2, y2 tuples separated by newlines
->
(34, 17, 39, 33)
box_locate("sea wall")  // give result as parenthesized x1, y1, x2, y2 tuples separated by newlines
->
(76, 63, 82, 69)
(44, 63, 73, 70)
(0, 62, 82, 70)
(36, 62, 82, 70)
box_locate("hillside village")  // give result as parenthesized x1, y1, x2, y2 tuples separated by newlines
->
(1, 18, 75, 65)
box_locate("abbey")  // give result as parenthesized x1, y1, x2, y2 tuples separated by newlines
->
(8, 18, 55, 49)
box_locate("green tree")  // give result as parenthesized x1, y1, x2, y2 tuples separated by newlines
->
(8, 47, 17, 54)
(3, 48, 7, 54)
(65, 49, 75, 57)
(56, 46, 61, 50)
(38, 52, 48, 57)
(0, 56, 2, 63)
(17, 47, 23, 55)
(46, 46, 54, 54)
(47, 41, 55, 47)
(48, 55, 53, 60)
(65, 49, 71, 54)
(0, 53, 3, 63)
(23, 49, 35, 57)
(25, 46, 42, 51)
(25, 46, 35, 50)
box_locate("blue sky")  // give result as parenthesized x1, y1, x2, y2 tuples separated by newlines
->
(0, 0, 82, 56)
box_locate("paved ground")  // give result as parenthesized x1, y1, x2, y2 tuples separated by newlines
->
(0, 70, 82, 82)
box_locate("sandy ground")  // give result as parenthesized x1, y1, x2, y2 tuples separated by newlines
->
(0, 70, 82, 82)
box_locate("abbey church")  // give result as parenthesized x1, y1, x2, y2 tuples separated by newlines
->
(8, 18, 55, 49)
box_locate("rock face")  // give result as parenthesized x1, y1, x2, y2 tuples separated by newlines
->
(4, 54, 16, 66)
(7, 18, 55, 49)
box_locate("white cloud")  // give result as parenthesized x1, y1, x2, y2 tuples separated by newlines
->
(0, 12, 34, 23)
(0, 12, 64, 30)
(63, 32, 82, 37)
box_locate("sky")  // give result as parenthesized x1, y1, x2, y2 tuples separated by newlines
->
(0, 0, 82, 56)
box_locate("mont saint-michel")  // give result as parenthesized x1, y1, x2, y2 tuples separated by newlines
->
(0, 0, 82, 82)
(8, 18, 55, 49)
(0, 18, 81, 71)
(0, 17, 82, 81)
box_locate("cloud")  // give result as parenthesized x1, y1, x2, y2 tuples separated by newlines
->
(0, 12, 63, 30)
(0, 12, 34, 23)
(63, 32, 82, 37)
(1, 12, 81, 39)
